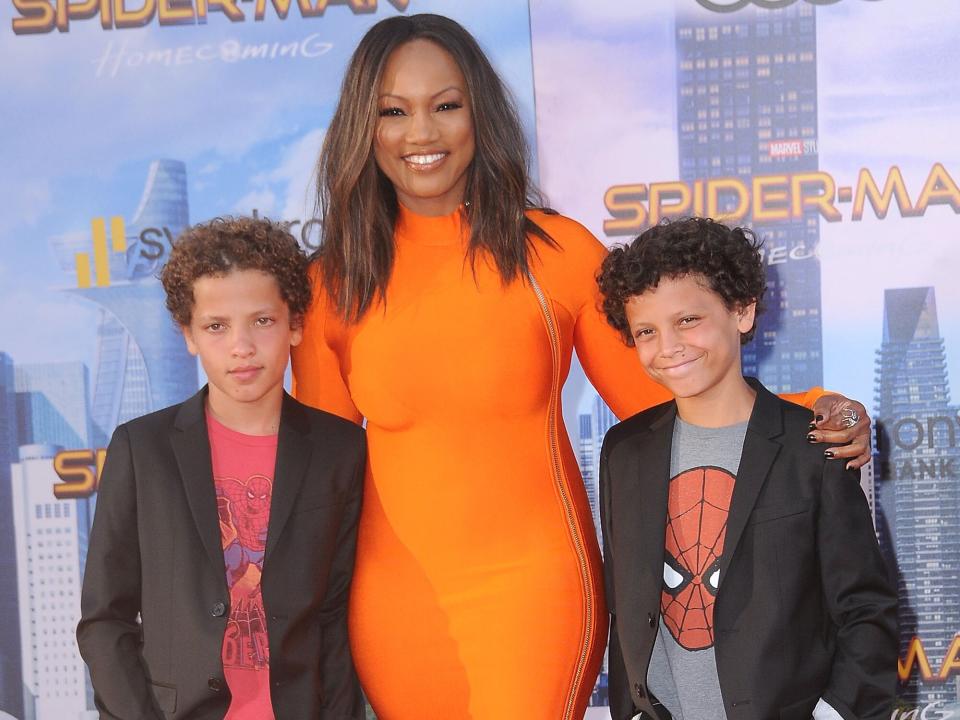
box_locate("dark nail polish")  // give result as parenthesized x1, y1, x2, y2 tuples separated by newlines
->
(815, 414, 825, 423)
(808, 421, 817, 430)
(824, 450, 835, 459)
(806, 433, 817, 443)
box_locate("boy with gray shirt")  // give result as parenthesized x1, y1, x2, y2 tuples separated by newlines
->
(596, 218, 897, 720)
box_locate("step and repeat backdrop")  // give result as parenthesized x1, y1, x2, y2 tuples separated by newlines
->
(1, 0, 958, 717)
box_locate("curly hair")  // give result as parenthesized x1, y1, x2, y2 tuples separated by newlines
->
(597, 217, 766, 346)
(161, 216, 311, 327)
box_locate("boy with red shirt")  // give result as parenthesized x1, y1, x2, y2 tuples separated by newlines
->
(78, 217, 365, 719)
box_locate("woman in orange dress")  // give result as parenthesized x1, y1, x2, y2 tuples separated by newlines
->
(292, 14, 871, 720)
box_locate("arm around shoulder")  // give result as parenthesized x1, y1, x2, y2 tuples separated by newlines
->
(76, 424, 163, 720)
(816, 458, 898, 719)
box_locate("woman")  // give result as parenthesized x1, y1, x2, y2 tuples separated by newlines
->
(292, 13, 870, 719)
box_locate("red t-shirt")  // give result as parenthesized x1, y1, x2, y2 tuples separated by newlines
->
(208, 412, 278, 720)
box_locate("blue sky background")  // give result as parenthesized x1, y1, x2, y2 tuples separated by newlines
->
(0, 0, 538, 372)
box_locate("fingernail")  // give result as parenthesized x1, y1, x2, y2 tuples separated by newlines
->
(808, 421, 817, 430)
(824, 450, 834, 459)
(815, 414, 824, 423)
(806, 433, 817, 443)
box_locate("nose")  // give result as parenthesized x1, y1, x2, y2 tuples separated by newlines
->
(230, 327, 255, 357)
(406, 108, 440, 145)
(658, 327, 685, 358)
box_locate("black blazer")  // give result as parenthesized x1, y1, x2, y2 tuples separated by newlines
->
(77, 388, 366, 720)
(600, 381, 897, 720)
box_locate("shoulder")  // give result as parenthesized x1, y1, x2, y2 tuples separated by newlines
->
(287, 396, 365, 447)
(779, 395, 816, 435)
(602, 400, 674, 458)
(116, 402, 182, 440)
(527, 209, 608, 262)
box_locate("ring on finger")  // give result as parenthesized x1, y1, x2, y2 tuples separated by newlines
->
(840, 408, 860, 428)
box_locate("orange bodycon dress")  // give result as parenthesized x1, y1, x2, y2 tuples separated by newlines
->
(291, 206, 819, 719)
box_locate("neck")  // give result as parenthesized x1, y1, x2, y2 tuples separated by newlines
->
(675, 372, 756, 428)
(205, 388, 282, 436)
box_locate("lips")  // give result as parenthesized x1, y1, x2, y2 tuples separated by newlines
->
(402, 152, 447, 170)
(229, 365, 262, 382)
(657, 355, 703, 375)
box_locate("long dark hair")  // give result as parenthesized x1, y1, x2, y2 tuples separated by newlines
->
(315, 13, 554, 322)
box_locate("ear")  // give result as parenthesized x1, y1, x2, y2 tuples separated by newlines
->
(181, 325, 199, 356)
(736, 301, 757, 335)
(289, 315, 304, 348)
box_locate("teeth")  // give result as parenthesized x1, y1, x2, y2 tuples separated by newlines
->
(405, 153, 445, 165)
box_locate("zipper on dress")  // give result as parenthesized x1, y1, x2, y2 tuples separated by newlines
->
(526, 270, 593, 720)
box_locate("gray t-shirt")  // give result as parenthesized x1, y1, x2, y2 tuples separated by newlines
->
(646, 416, 749, 720)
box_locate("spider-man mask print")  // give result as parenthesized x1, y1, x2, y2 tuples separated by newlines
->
(661, 466, 735, 650)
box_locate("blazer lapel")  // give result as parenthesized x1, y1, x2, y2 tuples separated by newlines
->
(264, 393, 312, 565)
(718, 381, 784, 585)
(611, 404, 675, 668)
(170, 388, 225, 577)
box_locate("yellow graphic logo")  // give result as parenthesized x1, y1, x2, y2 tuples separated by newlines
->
(75, 216, 126, 288)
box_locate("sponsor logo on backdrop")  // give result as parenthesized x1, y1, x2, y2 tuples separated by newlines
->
(74, 216, 127, 288)
(70, 209, 320, 290)
(603, 163, 960, 236)
(695, 0, 881, 12)
(12, 0, 408, 35)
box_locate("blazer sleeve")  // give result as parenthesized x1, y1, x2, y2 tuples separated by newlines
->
(816, 459, 899, 719)
(292, 264, 363, 425)
(600, 437, 639, 720)
(76, 424, 163, 720)
(317, 432, 366, 719)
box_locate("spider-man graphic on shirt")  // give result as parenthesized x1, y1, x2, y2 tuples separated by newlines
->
(216, 473, 272, 670)
(661, 466, 735, 651)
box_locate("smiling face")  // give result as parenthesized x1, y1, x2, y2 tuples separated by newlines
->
(624, 274, 756, 404)
(373, 38, 475, 217)
(182, 269, 302, 426)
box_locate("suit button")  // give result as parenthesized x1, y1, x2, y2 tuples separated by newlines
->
(208, 677, 223, 692)
(211, 601, 226, 617)
(647, 612, 655, 628)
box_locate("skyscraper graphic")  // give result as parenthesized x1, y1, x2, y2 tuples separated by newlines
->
(50, 160, 197, 441)
(11, 444, 93, 720)
(14, 361, 97, 563)
(15, 363, 93, 450)
(675, 3, 823, 394)
(874, 286, 960, 706)
(0, 353, 24, 718)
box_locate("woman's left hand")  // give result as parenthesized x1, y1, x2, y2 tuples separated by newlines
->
(808, 393, 872, 470)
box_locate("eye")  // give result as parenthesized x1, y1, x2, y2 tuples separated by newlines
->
(206, 322, 224, 333)
(663, 562, 684, 590)
(437, 101, 463, 112)
(255, 316, 275, 327)
(633, 327, 655, 341)
(703, 558, 722, 595)
(378, 106, 405, 117)
(678, 316, 700, 326)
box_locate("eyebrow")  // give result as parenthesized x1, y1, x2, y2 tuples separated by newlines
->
(379, 85, 464, 102)
(196, 308, 279, 322)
